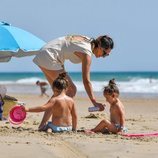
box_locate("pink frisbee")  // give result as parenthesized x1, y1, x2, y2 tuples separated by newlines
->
(9, 105, 26, 125)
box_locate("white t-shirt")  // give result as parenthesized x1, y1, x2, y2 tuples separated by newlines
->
(33, 35, 92, 70)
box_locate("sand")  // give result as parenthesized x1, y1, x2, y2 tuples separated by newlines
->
(0, 94, 158, 158)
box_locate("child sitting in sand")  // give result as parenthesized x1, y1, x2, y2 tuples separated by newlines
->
(23, 73, 77, 132)
(86, 79, 127, 134)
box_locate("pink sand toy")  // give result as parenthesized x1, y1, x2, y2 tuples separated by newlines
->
(9, 105, 26, 125)
(122, 132, 158, 138)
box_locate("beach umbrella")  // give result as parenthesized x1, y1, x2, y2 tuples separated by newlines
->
(0, 21, 46, 62)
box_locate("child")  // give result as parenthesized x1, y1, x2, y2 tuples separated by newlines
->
(87, 79, 126, 134)
(36, 80, 49, 97)
(0, 94, 5, 121)
(24, 73, 77, 132)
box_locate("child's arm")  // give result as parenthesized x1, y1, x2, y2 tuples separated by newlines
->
(24, 98, 55, 113)
(23, 98, 55, 131)
(38, 109, 53, 130)
(118, 106, 125, 132)
(71, 102, 77, 131)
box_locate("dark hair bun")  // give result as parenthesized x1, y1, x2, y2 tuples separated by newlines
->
(58, 72, 67, 79)
(109, 78, 116, 86)
(52, 72, 68, 90)
(103, 78, 119, 95)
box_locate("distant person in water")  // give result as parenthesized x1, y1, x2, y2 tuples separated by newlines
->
(36, 81, 49, 97)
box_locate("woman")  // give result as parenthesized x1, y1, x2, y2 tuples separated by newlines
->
(33, 35, 114, 110)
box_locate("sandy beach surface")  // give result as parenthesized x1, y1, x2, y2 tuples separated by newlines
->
(0, 94, 158, 158)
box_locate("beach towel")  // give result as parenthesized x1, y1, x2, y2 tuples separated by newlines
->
(122, 132, 158, 138)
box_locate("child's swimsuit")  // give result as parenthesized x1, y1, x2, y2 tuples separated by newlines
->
(45, 122, 72, 132)
(115, 124, 128, 133)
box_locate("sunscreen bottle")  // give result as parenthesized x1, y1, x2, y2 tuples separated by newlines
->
(88, 106, 100, 112)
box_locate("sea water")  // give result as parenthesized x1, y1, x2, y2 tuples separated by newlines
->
(0, 71, 158, 98)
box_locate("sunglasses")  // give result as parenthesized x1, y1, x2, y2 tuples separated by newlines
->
(102, 49, 109, 58)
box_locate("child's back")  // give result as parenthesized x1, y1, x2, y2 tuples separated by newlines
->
(24, 72, 77, 132)
(51, 95, 75, 127)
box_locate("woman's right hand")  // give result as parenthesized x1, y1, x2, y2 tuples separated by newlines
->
(93, 101, 105, 111)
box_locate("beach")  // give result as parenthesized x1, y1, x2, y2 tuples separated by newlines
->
(0, 93, 158, 158)
(1, 0, 158, 157)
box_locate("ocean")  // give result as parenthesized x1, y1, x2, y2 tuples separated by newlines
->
(0, 71, 158, 98)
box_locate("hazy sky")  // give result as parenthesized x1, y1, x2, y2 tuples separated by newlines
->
(0, 0, 158, 72)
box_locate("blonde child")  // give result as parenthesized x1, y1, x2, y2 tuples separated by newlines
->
(23, 73, 77, 132)
(87, 79, 127, 134)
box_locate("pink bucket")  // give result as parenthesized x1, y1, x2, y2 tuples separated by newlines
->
(9, 105, 26, 125)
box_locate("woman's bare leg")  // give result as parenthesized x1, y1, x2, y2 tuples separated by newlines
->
(64, 74, 77, 97)
(39, 66, 64, 86)
(39, 66, 77, 97)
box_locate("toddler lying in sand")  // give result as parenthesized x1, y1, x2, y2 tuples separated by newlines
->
(86, 79, 127, 134)
(23, 73, 77, 133)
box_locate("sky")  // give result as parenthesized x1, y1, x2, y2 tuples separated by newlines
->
(0, 0, 158, 72)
